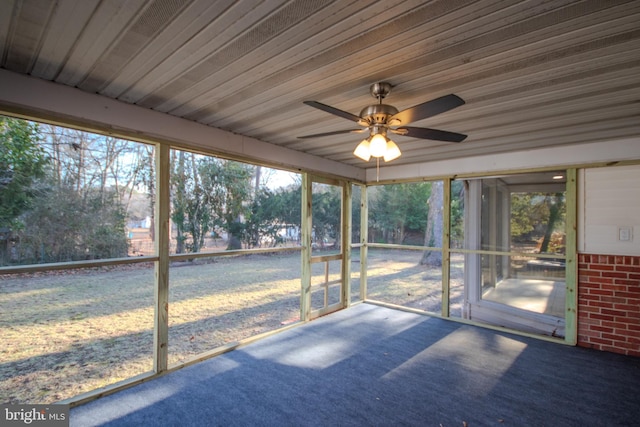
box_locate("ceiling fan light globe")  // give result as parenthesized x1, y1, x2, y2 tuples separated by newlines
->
(369, 134, 387, 157)
(354, 139, 371, 161)
(383, 140, 401, 162)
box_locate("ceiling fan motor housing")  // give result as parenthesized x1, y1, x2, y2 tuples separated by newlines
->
(359, 104, 399, 126)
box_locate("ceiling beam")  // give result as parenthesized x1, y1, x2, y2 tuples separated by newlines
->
(0, 68, 365, 181)
(370, 138, 640, 182)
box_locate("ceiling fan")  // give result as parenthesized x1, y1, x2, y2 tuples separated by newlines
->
(299, 82, 467, 162)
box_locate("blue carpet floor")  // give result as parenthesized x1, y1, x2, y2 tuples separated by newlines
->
(71, 303, 640, 426)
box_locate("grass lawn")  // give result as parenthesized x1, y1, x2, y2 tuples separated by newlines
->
(0, 249, 460, 404)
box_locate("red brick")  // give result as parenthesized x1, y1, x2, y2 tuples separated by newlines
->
(614, 279, 638, 287)
(590, 337, 614, 345)
(615, 329, 631, 338)
(602, 333, 623, 341)
(580, 330, 602, 338)
(602, 296, 628, 304)
(620, 320, 640, 328)
(628, 336, 640, 344)
(602, 271, 629, 279)
(589, 313, 615, 321)
(577, 254, 640, 357)
(578, 279, 601, 287)
(616, 265, 640, 273)
(622, 310, 640, 318)
(588, 289, 614, 296)
(602, 284, 629, 292)
(615, 341, 640, 350)
(580, 341, 599, 349)
(600, 346, 628, 356)
(577, 340, 595, 349)
(592, 325, 614, 333)
(578, 295, 594, 302)
(602, 321, 629, 329)
(580, 270, 602, 277)
(591, 277, 614, 285)
(580, 319, 601, 327)
(578, 281, 601, 289)
(602, 308, 628, 317)
(617, 291, 640, 298)
(581, 304, 603, 313)
(590, 264, 615, 271)
(587, 299, 613, 306)
(614, 303, 638, 311)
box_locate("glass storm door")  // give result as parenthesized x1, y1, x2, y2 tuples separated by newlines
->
(463, 172, 567, 337)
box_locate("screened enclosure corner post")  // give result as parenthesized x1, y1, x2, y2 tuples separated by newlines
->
(463, 180, 480, 311)
(442, 178, 451, 317)
(300, 173, 312, 321)
(342, 182, 352, 306)
(360, 186, 368, 301)
(564, 168, 578, 345)
(154, 143, 170, 373)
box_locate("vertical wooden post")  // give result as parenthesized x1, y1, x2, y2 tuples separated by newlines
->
(489, 184, 497, 285)
(442, 178, 451, 317)
(300, 173, 312, 321)
(324, 262, 329, 307)
(564, 168, 578, 345)
(359, 185, 368, 301)
(154, 144, 170, 372)
(342, 182, 352, 307)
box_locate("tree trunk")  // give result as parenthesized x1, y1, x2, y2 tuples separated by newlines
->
(227, 218, 243, 250)
(147, 146, 156, 242)
(539, 193, 563, 253)
(175, 150, 185, 254)
(254, 166, 261, 194)
(421, 181, 443, 266)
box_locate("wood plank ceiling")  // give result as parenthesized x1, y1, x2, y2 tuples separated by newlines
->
(1, 0, 639, 169)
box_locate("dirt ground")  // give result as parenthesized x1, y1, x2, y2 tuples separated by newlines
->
(0, 249, 463, 404)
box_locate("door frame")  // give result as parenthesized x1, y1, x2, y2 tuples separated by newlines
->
(460, 171, 577, 341)
(300, 173, 351, 321)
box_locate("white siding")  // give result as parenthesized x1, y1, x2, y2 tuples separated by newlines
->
(580, 164, 640, 256)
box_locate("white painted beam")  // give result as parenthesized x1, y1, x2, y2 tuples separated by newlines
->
(0, 69, 365, 181)
(369, 137, 640, 182)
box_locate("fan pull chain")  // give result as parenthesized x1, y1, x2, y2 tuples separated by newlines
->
(376, 157, 380, 182)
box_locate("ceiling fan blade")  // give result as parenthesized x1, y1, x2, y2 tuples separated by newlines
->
(303, 101, 361, 122)
(395, 126, 467, 143)
(390, 94, 465, 125)
(298, 129, 365, 139)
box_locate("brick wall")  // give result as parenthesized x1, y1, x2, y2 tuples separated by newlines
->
(578, 254, 640, 356)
